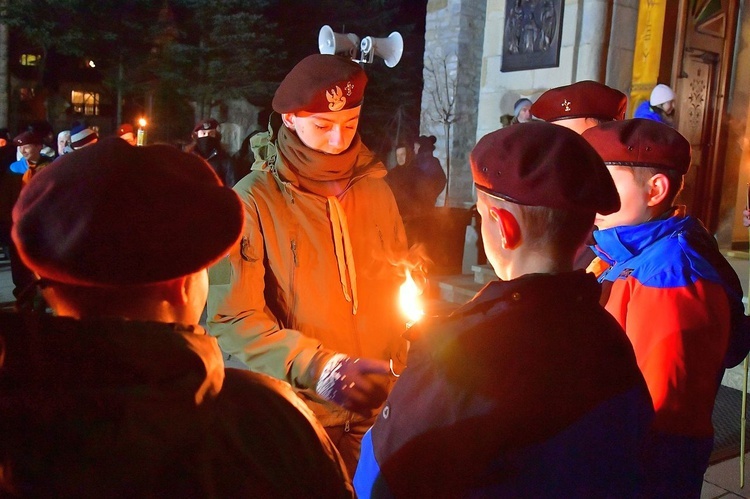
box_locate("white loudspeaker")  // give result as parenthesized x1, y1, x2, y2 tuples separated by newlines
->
(318, 25, 360, 58)
(360, 32, 404, 67)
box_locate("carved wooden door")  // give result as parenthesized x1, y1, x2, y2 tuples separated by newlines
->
(674, 0, 737, 232)
(676, 52, 716, 219)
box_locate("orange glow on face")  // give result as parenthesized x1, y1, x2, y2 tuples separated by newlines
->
(399, 268, 424, 326)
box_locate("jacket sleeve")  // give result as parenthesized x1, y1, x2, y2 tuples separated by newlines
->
(353, 429, 392, 499)
(206, 189, 330, 390)
(615, 277, 730, 435)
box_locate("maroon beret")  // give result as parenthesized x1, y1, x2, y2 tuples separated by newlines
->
(471, 121, 620, 215)
(12, 138, 243, 287)
(581, 118, 691, 175)
(272, 54, 367, 114)
(193, 118, 219, 133)
(531, 81, 627, 122)
(13, 131, 43, 146)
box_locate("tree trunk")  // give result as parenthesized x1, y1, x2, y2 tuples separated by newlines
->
(444, 120, 451, 206)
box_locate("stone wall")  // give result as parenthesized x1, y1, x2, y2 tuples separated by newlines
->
(476, 1, 636, 144)
(421, 0, 640, 207)
(421, 0, 487, 207)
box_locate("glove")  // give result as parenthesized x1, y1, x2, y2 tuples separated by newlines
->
(315, 354, 391, 416)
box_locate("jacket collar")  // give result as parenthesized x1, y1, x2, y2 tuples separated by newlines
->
(0, 314, 225, 404)
(591, 207, 695, 265)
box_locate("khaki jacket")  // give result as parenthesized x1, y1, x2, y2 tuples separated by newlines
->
(207, 131, 408, 426)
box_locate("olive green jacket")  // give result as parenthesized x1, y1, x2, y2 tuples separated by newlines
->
(207, 129, 408, 427)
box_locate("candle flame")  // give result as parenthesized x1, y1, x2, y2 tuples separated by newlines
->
(399, 268, 424, 326)
(138, 118, 148, 128)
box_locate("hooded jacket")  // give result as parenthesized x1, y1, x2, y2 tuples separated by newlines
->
(207, 123, 408, 427)
(355, 272, 653, 497)
(0, 313, 352, 498)
(592, 213, 734, 495)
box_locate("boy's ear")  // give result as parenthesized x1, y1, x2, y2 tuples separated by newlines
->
(647, 173, 670, 207)
(489, 207, 522, 249)
(162, 276, 189, 307)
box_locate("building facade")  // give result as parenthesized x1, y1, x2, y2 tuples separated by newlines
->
(422, 0, 749, 248)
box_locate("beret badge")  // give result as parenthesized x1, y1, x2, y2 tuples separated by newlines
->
(326, 85, 346, 112)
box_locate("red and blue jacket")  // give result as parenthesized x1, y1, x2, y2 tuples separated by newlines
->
(592, 213, 737, 495)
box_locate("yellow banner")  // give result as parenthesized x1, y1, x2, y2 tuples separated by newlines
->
(629, 0, 668, 117)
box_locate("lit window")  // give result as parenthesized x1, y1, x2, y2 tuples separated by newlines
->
(71, 90, 100, 116)
(20, 54, 40, 66)
(19, 88, 35, 101)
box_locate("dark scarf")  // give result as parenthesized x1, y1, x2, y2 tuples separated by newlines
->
(276, 126, 361, 197)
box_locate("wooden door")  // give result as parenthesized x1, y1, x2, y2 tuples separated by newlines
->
(673, 0, 738, 232)
(675, 51, 716, 219)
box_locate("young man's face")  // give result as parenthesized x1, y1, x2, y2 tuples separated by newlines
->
(57, 135, 69, 154)
(517, 106, 532, 123)
(283, 106, 360, 155)
(660, 100, 675, 116)
(395, 147, 407, 165)
(595, 165, 652, 229)
(19, 143, 42, 162)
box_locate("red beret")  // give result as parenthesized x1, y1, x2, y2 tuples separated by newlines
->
(193, 118, 219, 133)
(581, 118, 691, 175)
(272, 54, 367, 114)
(12, 138, 243, 287)
(118, 123, 134, 136)
(471, 122, 620, 215)
(531, 81, 627, 122)
(13, 131, 43, 146)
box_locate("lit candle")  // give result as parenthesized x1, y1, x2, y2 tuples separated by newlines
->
(137, 118, 148, 146)
(399, 268, 424, 328)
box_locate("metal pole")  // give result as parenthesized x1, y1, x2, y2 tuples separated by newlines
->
(742, 355, 748, 487)
(742, 225, 750, 487)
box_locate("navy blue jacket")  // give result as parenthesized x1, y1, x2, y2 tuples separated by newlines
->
(355, 271, 653, 498)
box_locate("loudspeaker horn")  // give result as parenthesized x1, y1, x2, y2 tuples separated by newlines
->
(360, 31, 404, 67)
(318, 25, 360, 58)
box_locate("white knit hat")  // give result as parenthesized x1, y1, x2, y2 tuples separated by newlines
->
(650, 84, 675, 107)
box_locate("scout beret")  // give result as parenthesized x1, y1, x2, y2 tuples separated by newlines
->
(471, 121, 620, 215)
(12, 138, 243, 287)
(13, 131, 43, 146)
(118, 123, 134, 136)
(531, 81, 627, 122)
(272, 54, 367, 114)
(193, 118, 219, 133)
(581, 118, 691, 175)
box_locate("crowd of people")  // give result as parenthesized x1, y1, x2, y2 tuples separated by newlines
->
(0, 53, 747, 498)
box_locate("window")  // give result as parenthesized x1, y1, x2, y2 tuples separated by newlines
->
(20, 54, 40, 66)
(71, 90, 100, 116)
